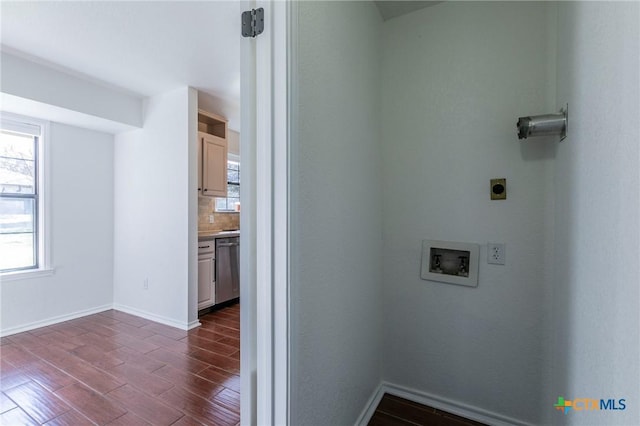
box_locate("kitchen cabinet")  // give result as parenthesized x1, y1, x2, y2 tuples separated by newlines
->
(201, 133, 227, 197)
(198, 242, 215, 310)
(197, 134, 202, 196)
(197, 110, 227, 197)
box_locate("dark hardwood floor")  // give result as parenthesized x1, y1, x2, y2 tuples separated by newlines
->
(0, 304, 240, 425)
(369, 394, 486, 426)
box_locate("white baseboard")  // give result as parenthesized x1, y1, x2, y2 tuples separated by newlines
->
(113, 303, 194, 330)
(187, 319, 202, 330)
(1, 303, 200, 337)
(354, 382, 386, 426)
(356, 381, 534, 426)
(0, 304, 113, 337)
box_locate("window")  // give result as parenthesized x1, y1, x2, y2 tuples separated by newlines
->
(215, 159, 240, 212)
(0, 114, 47, 274)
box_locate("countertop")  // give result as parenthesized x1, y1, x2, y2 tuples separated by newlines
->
(198, 230, 240, 241)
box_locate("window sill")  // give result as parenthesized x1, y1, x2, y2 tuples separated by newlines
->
(1, 268, 55, 282)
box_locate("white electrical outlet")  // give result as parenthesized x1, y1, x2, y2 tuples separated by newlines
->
(209, 215, 215, 224)
(144, 278, 149, 290)
(487, 243, 505, 265)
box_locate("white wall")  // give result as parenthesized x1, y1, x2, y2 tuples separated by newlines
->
(113, 86, 195, 329)
(291, 2, 383, 424)
(187, 88, 198, 326)
(549, 2, 639, 424)
(228, 130, 239, 157)
(1, 123, 114, 334)
(198, 90, 240, 133)
(1, 51, 142, 132)
(380, 2, 556, 424)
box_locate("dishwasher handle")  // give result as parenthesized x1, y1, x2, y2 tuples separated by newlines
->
(217, 242, 239, 247)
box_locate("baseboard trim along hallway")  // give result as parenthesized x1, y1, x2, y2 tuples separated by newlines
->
(2, 304, 202, 338)
(0, 304, 113, 337)
(113, 304, 201, 331)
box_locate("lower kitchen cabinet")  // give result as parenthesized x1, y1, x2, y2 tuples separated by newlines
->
(198, 243, 215, 310)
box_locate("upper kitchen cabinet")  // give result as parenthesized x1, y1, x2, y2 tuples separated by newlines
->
(198, 110, 228, 197)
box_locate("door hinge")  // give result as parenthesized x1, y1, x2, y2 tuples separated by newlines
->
(242, 8, 264, 38)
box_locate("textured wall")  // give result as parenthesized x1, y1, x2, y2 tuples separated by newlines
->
(549, 2, 640, 424)
(291, 2, 638, 424)
(380, 2, 556, 424)
(291, 2, 383, 424)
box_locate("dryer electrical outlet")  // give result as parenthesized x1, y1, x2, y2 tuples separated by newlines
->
(491, 178, 507, 200)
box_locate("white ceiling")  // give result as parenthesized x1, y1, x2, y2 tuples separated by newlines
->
(1, 1, 241, 120)
(0, 1, 443, 130)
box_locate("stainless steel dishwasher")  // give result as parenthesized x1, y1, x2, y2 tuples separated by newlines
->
(215, 237, 239, 304)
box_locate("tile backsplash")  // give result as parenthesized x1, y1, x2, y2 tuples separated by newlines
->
(198, 197, 239, 232)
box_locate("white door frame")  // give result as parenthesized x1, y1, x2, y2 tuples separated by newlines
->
(240, 1, 291, 424)
(240, 0, 258, 423)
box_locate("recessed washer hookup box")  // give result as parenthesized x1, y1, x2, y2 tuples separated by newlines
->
(420, 240, 479, 287)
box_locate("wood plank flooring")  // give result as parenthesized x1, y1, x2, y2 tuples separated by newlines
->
(369, 394, 486, 426)
(0, 304, 240, 425)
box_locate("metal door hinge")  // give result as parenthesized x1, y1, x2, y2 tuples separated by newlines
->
(242, 8, 264, 38)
